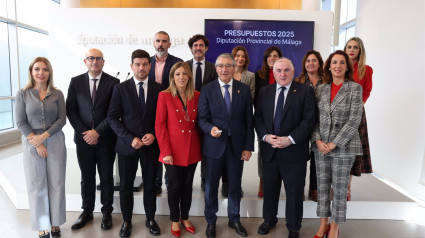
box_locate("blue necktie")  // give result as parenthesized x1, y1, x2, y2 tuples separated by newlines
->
(138, 82, 145, 113)
(223, 84, 231, 135)
(274, 86, 286, 136)
(195, 62, 202, 91)
(223, 84, 231, 114)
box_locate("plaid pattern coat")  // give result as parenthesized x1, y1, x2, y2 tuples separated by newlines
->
(311, 81, 363, 158)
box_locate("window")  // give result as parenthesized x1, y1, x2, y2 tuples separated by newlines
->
(18, 27, 49, 85)
(0, 22, 11, 97)
(322, 0, 358, 50)
(0, 0, 59, 133)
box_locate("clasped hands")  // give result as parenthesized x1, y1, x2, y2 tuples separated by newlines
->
(131, 133, 155, 149)
(265, 134, 292, 149)
(315, 140, 337, 154)
(27, 132, 50, 159)
(82, 129, 100, 145)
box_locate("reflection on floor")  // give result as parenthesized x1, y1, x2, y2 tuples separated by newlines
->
(1, 142, 425, 237)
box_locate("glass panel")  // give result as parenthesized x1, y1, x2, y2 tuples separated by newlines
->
(16, 0, 59, 30)
(335, 29, 346, 50)
(0, 0, 7, 18)
(0, 99, 14, 131)
(346, 26, 356, 40)
(0, 22, 11, 97)
(347, 0, 357, 21)
(18, 27, 48, 86)
(321, 0, 333, 11)
(340, 0, 348, 24)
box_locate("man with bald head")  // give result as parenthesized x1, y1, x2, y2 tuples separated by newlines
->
(67, 48, 119, 231)
(254, 58, 317, 238)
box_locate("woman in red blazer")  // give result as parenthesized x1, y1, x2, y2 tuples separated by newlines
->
(155, 61, 202, 237)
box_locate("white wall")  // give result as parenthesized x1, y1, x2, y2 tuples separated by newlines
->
(356, 0, 425, 203)
(48, 8, 333, 147)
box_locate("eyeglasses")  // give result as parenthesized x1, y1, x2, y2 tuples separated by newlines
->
(86, 56, 104, 62)
(216, 64, 234, 69)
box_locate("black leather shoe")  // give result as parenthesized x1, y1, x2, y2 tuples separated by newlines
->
(51, 227, 61, 238)
(156, 186, 162, 195)
(145, 219, 161, 236)
(205, 224, 216, 238)
(258, 222, 275, 235)
(101, 213, 113, 230)
(119, 221, 132, 237)
(288, 230, 299, 238)
(201, 178, 206, 192)
(71, 211, 93, 230)
(221, 183, 228, 197)
(228, 221, 248, 237)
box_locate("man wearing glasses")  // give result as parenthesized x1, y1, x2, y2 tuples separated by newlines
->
(198, 53, 254, 238)
(67, 48, 119, 231)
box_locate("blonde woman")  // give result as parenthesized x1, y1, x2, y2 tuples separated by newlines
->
(344, 37, 373, 200)
(15, 57, 66, 238)
(155, 61, 202, 237)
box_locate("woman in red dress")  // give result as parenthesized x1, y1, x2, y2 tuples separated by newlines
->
(344, 37, 373, 200)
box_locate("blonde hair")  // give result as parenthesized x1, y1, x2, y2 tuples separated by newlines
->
(344, 37, 367, 80)
(166, 61, 194, 100)
(24, 57, 56, 91)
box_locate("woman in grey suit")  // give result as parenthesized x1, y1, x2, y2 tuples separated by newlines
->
(311, 51, 362, 238)
(231, 46, 255, 99)
(15, 57, 67, 238)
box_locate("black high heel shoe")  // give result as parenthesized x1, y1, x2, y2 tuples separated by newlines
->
(39, 231, 50, 238)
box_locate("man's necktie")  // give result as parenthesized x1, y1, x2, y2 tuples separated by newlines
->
(223, 84, 231, 135)
(91, 78, 98, 128)
(274, 86, 286, 136)
(91, 78, 98, 105)
(139, 82, 145, 114)
(195, 62, 202, 91)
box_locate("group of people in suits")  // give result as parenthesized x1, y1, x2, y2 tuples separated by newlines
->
(15, 30, 372, 238)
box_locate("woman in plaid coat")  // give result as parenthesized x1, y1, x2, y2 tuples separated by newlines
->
(311, 51, 363, 238)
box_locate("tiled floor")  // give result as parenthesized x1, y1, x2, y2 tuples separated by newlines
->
(2, 143, 425, 237)
(1, 185, 425, 238)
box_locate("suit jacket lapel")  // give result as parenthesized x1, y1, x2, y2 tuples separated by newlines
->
(84, 73, 93, 107)
(214, 80, 230, 118)
(282, 83, 298, 119)
(94, 72, 108, 106)
(265, 84, 276, 133)
(230, 80, 241, 117)
(187, 59, 193, 72)
(330, 82, 347, 113)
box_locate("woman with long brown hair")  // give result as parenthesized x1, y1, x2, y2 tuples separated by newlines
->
(295, 50, 325, 202)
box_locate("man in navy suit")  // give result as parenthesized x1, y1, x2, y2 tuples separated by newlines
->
(107, 49, 164, 237)
(67, 48, 119, 231)
(254, 58, 317, 238)
(185, 34, 218, 192)
(198, 53, 254, 238)
(148, 31, 182, 194)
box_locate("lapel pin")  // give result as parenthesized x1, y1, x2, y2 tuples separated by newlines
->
(293, 89, 297, 93)
(237, 90, 240, 93)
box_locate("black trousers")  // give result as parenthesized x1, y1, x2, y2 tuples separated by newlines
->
(165, 163, 198, 222)
(76, 141, 115, 215)
(118, 148, 158, 222)
(262, 155, 306, 231)
(309, 151, 317, 190)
